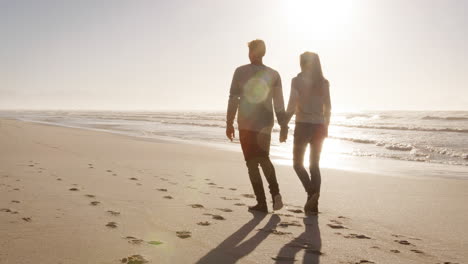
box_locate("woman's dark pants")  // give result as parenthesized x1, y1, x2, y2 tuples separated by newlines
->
(293, 123, 325, 196)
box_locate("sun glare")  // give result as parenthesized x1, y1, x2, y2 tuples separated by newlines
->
(282, 0, 354, 37)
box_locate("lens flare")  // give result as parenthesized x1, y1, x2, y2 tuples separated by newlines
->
(244, 78, 270, 104)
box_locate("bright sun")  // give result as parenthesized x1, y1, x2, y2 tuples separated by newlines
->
(282, 0, 354, 37)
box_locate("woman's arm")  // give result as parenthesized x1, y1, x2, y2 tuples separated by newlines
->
(323, 80, 331, 125)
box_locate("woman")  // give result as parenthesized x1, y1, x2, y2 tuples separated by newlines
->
(284, 52, 331, 214)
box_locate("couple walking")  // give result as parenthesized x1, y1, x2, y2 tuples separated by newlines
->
(226, 39, 331, 214)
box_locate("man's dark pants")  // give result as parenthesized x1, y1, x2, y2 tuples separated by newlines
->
(239, 129, 280, 204)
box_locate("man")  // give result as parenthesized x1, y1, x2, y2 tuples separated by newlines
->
(226, 39, 288, 213)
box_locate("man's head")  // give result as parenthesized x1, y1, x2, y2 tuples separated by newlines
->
(248, 39, 266, 63)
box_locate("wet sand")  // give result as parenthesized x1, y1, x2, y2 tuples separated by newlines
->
(0, 118, 466, 264)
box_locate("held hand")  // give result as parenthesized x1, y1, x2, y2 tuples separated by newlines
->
(226, 125, 235, 141)
(323, 124, 329, 138)
(279, 126, 288, 143)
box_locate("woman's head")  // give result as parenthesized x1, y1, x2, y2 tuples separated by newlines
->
(300, 52, 324, 81)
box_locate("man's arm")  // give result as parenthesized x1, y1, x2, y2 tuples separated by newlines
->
(226, 68, 240, 141)
(284, 78, 298, 125)
(272, 72, 287, 128)
(272, 72, 289, 143)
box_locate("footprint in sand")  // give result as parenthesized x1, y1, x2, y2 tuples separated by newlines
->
(106, 170, 112, 173)
(392, 234, 422, 241)
(327, 223, 347, 229)
(207, 182, 216, 186)
(305, 249, 324, 255)
(107, 210, 121, 216)
(156, 188, 168, 192)
(228, 188, 237, 191)
(287, 209, 303, 214)
(197, 221, 211, 226)
(216, 208, 233, 213)
(129, 177, 138, 181)
(394, 240, 412, 245)
(189, 204, 204, 209)
(105, 221, 118, 228)
(275, 213, 295, 218)
(176, 231, 191, 239)
(241, 194, 255, 199)
(344, 233, 371, 239)
(69, 188, 79, 191)
(163, 196, 173, 199)
(85, 194, 96, 198)
(120, 254, 148, 264)
(258, 228, 292, 235)
(234, 203, 246, 206)
(11, 200, 20, 203)
(410, 249, 424, 254)
(390, 249, 400, 253)
(57, 178, 62, 181)
(22, 217, 32, 222)
(278, 221, 302, 228)
(124, 236, 144, 245)
(355, 260, 375, 264)
(204, 213, 225, 220)
(220, 197, 240, 201)
(90, 201, 100, 206)
(271, 256, 297, 261)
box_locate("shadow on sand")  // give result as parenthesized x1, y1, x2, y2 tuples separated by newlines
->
(195, 213, 321, 264)
(195, 212, 281, 264)
(274, 215, 322, 264)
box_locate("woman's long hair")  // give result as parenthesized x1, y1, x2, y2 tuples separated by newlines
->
(300, 52, 326, 85)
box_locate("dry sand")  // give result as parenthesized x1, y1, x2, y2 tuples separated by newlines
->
(0, 118, 466, 264)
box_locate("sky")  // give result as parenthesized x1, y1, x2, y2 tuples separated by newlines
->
(1, 0, 467, 111)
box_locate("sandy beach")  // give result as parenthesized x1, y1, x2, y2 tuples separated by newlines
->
(0, 118, 466, 264)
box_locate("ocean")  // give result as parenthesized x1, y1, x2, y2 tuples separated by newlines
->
(1, 110, 467, 179)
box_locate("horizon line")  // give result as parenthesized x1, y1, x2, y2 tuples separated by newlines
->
(1, 108, 468, 112)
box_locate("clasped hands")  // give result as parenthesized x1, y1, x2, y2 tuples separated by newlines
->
(226, 124, 289, 143)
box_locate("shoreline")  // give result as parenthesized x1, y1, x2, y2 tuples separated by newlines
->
(3, 116, 468, 180)
(0, 118, 466, 263)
